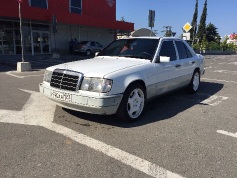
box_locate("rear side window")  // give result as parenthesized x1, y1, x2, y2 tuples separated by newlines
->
(159, 41, 177, 61)
(175, 41, 188, 59)
(184, 43, 193, 58)
(91, 42, 96, 47)
(175, 41, 194, 59)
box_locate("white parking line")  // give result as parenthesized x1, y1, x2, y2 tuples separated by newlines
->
(213, 70, 237, 74)
(0, 89, 184, 178)
(217, 130, 237, 139)
(47, 123, 183, 178)
(5, 71, 44, 78)
(202, 78, 237, 84)
(174, 93, 228, 106)
(199, 94, 228, 106)
(205, 66, 212, 69)
(228, 62, 237, 65)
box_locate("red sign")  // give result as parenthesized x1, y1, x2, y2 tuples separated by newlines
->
(17, 0, 23, 3)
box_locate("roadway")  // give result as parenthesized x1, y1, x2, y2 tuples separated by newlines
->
(0, 54, 237, 178)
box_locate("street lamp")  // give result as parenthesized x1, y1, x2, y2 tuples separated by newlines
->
(17, 0, 24, 62)
(17, 0, 31, 72)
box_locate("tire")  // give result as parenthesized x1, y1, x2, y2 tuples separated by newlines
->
(86, 50, 91, 56)
(116, 83, 145, 122)
(187, 70, 200, 93)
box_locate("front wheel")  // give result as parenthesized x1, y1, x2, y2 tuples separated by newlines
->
(187, 70, 200, 93)
(116, 84, 145, 122)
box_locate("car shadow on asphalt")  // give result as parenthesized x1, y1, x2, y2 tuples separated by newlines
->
(54, 81, 224, 128)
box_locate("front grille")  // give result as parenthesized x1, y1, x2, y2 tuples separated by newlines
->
(50, 69, 83, 91)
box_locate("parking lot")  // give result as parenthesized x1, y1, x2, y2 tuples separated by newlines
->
(0, 54, 237, 178)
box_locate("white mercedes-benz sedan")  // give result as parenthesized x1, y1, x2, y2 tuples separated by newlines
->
(39, 37, 205, 122)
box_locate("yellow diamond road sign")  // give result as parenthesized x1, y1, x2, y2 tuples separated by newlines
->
(183, 22, 192, 33)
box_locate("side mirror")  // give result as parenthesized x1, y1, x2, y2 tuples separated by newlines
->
(160, 56, 170, 63)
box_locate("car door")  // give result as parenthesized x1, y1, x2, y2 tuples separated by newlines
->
(90, 41, 97, 53)
(154, 40, 182, 95)
(174, 40, 196, 86)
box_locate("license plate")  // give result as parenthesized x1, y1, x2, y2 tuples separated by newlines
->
(50, 90, 72, 102)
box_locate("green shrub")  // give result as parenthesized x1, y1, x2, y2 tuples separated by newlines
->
(221, 42, 237, 51)
(192, 43, 201, 51)
(208, 41, 220, 50)
(227, 43, 237, 51)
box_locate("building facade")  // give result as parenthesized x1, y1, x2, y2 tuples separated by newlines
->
(0, 0, 134, 55)
(227, 33, 237, 45)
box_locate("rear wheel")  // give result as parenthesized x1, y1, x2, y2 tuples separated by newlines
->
(187, 70, 200, 93)
(116, 83, 145, 122)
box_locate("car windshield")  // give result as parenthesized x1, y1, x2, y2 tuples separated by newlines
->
(98, 38, 159, 60)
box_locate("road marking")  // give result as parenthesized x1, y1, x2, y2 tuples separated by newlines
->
(228, 62, 237, 65)
(5, 71, 44, 78)
(202, 78, 237, 84)
(199, 94, 228, 106)
(213, 70, 237, 75)
(217, 130, 237, 139)
(174, 93, 228, 106)
(205, 66, 212, 69)
(0, 89, 184, 178)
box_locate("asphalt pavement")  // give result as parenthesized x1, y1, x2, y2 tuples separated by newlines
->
(0, 54, 237, 178)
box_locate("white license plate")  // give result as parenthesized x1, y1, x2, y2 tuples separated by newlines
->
(51, 90, 72, 102)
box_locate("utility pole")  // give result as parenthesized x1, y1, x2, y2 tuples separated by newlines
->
(18, 0, 24, 62)
(17, 0, 31, 72)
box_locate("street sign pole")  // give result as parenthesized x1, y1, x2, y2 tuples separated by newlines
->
(17, 0, 31, 72)
(182, 22, 192, 41)
(18, 0, 24, 62)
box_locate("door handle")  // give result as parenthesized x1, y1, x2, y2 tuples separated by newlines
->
(192, 61, 196, 64)
(175, 64, 181, 68)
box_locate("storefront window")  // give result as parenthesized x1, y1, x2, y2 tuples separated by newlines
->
(0, 21, 13, 29)
(29, 0, 48, 9)
(0, 30, 14, 54)
(31, 23, 49, 31)
(0, 20, 50, 55)
(14, 30, 21, 54)
(70, 0, 82, 14)
(23, 29, 32, 54)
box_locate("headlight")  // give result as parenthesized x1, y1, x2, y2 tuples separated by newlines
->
(80, 77, 113, 93)
(43, 70, 53, 83)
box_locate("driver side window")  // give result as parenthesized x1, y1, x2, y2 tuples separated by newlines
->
(159, 41, 177, 61)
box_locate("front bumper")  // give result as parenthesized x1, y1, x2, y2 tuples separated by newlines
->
(39, 83, 123, 115)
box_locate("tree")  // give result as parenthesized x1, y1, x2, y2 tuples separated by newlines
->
(190, 0, 198, 41)
(162, 26, 173, 37)
(205, 23, 220, 42)
(120, 16, 126, 22)
(197, 0, 207, 43)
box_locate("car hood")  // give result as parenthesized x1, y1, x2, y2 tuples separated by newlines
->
(48, 56, 149, 78)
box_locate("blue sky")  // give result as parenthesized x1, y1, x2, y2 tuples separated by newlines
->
(116, 0, 236, 38)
